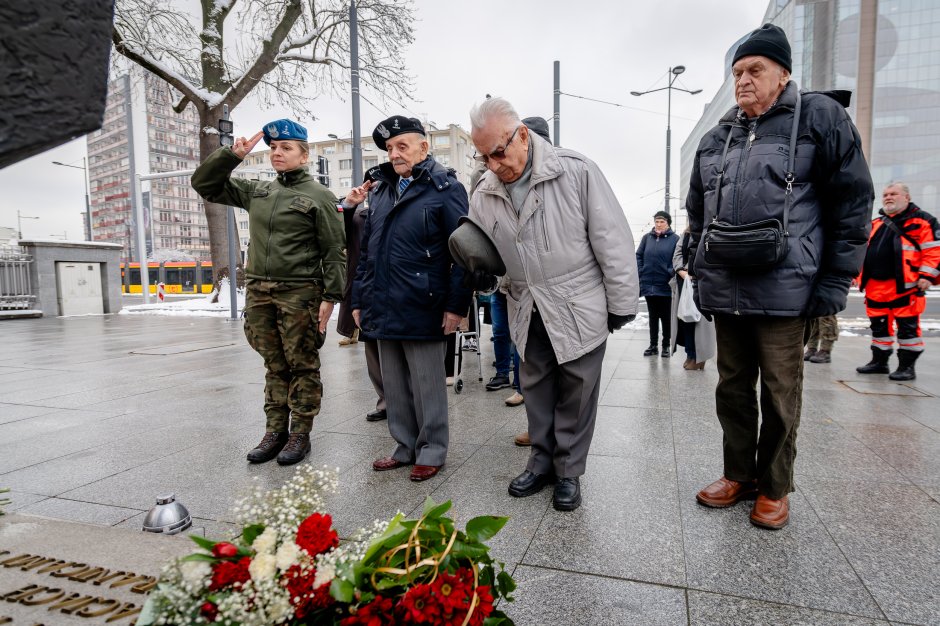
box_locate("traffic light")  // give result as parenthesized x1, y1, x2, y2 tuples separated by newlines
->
(316, 155, 330, 187)
(218, 118, 233, 147)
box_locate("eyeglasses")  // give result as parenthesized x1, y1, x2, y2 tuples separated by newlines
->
(473, 126, 521, 164)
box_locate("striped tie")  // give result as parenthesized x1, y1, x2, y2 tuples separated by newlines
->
(398, 177, 410, 196)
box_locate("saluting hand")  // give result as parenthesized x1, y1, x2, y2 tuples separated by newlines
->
(345, 181, 374, 206)
(232, 131, 264, 159)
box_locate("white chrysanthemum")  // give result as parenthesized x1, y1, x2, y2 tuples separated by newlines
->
(248, 552, 277, 582)
(313, 562, 335, 589)
(252, 526, 278, 555)
(275, 540, 301, 571)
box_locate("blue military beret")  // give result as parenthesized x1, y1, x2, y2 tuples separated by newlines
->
(262, 119, 308, 145)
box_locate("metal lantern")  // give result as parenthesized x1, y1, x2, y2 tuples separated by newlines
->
(142, 493, 192, 534)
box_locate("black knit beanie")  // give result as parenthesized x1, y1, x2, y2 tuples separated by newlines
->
(653, 211, 672, 226)
(733, 23, 792, 73)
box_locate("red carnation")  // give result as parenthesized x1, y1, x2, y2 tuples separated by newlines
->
(211, 542, 239, 559)
(295, 512, 339, 557)
(340, 595, 396, 626)
(399, 583, 440, 624)
(285, 564, 334, 619)
(199, 601, 219, 622)
(209, 556, 251, 591)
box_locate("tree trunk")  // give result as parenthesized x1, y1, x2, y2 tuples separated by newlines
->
(198, 109, 242, 288)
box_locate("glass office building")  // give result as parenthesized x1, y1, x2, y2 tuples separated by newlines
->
(680, 0, 940, 215)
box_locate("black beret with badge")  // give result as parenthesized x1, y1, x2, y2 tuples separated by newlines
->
(372, 116, 426, 151)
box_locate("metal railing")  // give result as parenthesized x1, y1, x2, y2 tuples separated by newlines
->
(0, 245, 36, 311)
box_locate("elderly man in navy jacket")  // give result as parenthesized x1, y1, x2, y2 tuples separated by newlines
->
(347, 115, 472, 482)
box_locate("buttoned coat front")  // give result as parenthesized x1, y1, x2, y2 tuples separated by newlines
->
(469, 135, 639, 364)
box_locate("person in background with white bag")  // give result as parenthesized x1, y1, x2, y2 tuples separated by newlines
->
(670, 225, 715, 370)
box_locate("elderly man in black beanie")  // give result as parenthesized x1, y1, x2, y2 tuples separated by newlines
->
(686, 23, 873, 529)
(346, 115, 472, 482)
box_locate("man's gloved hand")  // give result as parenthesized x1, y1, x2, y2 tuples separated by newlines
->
(805, 275, 851, 318)
(607, 312, 636, 333)
(462, 270, 497, 292)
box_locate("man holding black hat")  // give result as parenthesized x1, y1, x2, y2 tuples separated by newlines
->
(464, 97, 639, 511)
(347, 115, 472, 482)
(686, 24, 873, 529)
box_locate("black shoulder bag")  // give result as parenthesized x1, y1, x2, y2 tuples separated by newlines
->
(702, 89, 801, 269)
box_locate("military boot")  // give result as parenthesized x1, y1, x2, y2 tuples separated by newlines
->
(856, 347, 891, 374)
(889, 349, 919, 381)
(809, 349, 831, 363)
(803, 347, 817, 361)
(247, 432, 288, 463)
(276, 433, 311, 465)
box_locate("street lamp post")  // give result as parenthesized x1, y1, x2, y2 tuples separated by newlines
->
(631, 66, 702, 215)
(52, 158, 92, 241)
(16, 209, 39, 239)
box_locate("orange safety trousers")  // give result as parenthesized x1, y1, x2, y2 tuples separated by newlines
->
(864, 278, 925, 352)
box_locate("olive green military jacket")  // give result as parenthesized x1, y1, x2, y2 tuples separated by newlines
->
(191, 147, 346, 302)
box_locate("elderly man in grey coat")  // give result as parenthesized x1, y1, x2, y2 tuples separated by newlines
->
(467, 97, 639, 511)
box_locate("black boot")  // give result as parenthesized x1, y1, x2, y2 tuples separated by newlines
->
(643, 345, 658, 357)
(889, 349, 919, 381)
(276, 433, 311, 465)
(247, 432, 288, 463)
(661, 342, 671, 358)
(856, 347, 891, 374)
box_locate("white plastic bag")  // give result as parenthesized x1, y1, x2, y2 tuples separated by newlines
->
(677, 280, 701, 323)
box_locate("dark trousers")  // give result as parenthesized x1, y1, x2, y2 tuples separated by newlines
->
(714, 315, 806, 499)
(521, 312, 606, 478)
(677, 319, 697, 359)
(646, 295, 672, 349)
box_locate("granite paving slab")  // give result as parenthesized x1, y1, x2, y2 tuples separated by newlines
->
(687, 590, 890, 625)
(502, 565, 688, 626)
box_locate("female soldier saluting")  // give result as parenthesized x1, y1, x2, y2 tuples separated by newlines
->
(192, 119, 346, 465)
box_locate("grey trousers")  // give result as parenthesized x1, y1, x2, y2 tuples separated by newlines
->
(378, 339, 448, 466)
(521, 312, 606, 478)
(364, 339, 386, 411)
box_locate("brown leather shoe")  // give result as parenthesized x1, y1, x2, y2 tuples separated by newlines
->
(372, 457, 412, 471)
(750, 494, 789, 529)
(409, 465, 442, 481)
(513, 431, 531, 446)
(696, 477, 758, 508)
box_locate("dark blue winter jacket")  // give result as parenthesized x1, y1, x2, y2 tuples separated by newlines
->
(636, 228, 678, 297)
(351, 156, 472, 340)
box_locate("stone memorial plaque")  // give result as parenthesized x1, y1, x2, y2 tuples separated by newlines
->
(0, 514, 191, 625)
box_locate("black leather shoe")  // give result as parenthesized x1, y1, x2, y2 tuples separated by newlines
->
(553, 477, 582, 511)
(276, 433, 311, 465)
(247, 432, 288, 463)
(508, 470, 552, 498)
(366, 408, 387, 422)
(643, 345, 658, 357)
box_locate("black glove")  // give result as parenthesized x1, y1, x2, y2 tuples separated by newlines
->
(462, 270, 497, 292)
(805, 275, 851, 318)
(607, 312, 636, 333)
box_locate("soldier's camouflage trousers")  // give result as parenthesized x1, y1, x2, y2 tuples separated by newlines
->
(806, 314, 839, 351)
(244, 281, 326, 434)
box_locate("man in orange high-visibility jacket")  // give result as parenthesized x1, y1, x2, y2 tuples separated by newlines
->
(856, 182, 940, 381)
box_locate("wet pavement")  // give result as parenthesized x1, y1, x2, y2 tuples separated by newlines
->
(0, 313, 937, 625)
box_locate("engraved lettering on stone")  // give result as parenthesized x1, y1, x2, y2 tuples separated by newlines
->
(105, 602, 142, 623)
(76, 597, 120, 617)
(2, 584, 43, 602)
(18, 587, 66, 606)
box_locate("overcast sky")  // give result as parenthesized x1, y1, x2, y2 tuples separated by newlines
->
(0, 0, 768, 241)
